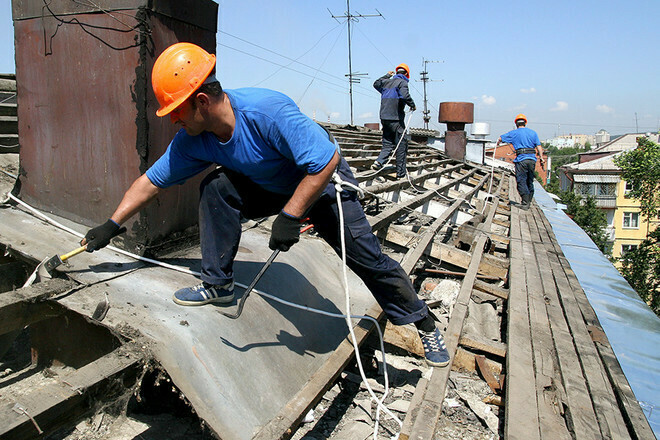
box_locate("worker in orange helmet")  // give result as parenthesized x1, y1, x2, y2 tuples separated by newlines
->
(371, 63, 416, 178)
(81, 43, 450, 367)
(496, 114, 545, 210)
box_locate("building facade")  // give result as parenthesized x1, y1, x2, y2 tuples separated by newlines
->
(545, 133, 596, 149)
(558, 133, 660, 261)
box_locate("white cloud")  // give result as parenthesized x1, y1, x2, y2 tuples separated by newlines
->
(481, 95, 496, 105)
(596, 104, 614, 114)
(359, 112, 375, 119)
(521, 87, 536, 94)
(550, 101, 568, 112)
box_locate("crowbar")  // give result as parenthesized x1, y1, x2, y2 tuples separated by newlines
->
(221, 249, 279, 319)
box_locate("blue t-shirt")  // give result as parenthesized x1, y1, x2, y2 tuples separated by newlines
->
(146, 88, 337, 194)
(501, 127, 540, 163)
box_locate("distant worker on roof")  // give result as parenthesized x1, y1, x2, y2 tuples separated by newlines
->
(80, 42, 450, 367)
(371, 63, 416, 179)
(496, 114, 545, 210)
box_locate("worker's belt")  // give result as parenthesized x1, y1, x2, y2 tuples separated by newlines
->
(515, 148, 537, 155)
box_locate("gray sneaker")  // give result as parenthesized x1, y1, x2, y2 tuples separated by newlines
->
(173, 281, 235, 306)
(418, 328, 451, 367)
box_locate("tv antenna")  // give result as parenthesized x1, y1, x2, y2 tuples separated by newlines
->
(418, 58, 443, 129)
(329, 1, 384, 125)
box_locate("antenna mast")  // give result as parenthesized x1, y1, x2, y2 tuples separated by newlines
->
(418, 58, 442, 130)
(329, 1, 383, 125)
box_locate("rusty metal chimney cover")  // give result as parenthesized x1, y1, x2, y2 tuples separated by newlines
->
(438, 102, 474, 124)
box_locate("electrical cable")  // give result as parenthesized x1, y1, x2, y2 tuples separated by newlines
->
(218, 27, 379, 98)
(218, 43, 374, 99)
(220, 28, 343, 87)
(296, 26, 346, 105)
(40, 0, 151, 54)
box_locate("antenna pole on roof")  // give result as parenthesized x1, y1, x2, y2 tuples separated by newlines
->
(329, 1, 383, 125)
(418, 58, 443, 130)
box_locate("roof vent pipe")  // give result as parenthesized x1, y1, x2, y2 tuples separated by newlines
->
(438, 102, 474, 161)
(471, 122, 490, 139)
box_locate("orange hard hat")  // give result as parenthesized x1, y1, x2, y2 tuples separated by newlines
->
(395, 63, 410, 78)
(515, 113, 528, 124)
(152, 42, 216, 117)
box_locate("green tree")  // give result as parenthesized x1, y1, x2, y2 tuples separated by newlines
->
(613, 137, 660, 221)
(560, 190, 610, 254)
(613, 137, 660, 315)
(544, 142, 592, 196)
(618, 229, 660, 314)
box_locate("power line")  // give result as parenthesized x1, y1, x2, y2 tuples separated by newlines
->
(297, 25, 346, 105)
(217, 43, 376, 100)
(219, 29, 345, 86)
(219, 28, 379, 99)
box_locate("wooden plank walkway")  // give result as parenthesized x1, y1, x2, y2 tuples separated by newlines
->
(534, 206, 655, 440)
(504, 179, 649, 440)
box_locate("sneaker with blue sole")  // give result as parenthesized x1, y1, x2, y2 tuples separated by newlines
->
(418, 328, 451, 367)
(173, 281, 235, 306)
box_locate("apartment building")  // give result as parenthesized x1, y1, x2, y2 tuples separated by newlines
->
(558, 133, 660, 260)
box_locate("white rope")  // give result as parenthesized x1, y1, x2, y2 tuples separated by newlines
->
(6, 192, 199, 276)
(333, 177, 403, 438)
(483, 142, 499, 215)
(363, 110, 415, 179)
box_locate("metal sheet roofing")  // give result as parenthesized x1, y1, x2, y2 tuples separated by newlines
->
(535, 184, 660, 436)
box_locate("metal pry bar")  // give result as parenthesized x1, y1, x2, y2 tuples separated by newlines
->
(221, 249, 280, 319)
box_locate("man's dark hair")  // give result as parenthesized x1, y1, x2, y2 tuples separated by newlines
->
(190, 80, 223, 110)
(197, 80, 223, 97)
(516, 119, 526, 128)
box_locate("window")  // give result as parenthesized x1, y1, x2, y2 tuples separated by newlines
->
(577, 183, 595, 196)
(598, 183, 616, 196)
(624, 181, 634, 197)
(622, 212, 639, 228)
(575, 182, 615, 197)
(621, 244, 638, 255)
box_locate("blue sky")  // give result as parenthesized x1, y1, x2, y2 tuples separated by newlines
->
(2, 0, 659, 141)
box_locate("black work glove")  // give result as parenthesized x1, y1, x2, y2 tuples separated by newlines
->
(410, 105, 416, 112)
(269, 211, 301, 252)
(83, 219, 125, 252)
